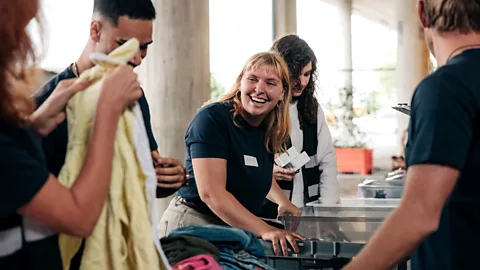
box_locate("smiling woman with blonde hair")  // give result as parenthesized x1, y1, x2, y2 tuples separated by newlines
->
(160, 52, 305, 256)
(217, 52, 292, 153)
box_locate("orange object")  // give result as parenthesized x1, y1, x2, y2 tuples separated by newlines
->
(335, 148, 373, 175)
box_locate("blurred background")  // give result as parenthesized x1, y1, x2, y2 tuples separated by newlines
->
(30, 0, 432, 210)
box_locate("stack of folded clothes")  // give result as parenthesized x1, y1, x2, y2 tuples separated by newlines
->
(162, 225, 275, 270)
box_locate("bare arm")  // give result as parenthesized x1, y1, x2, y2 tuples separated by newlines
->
(267, 178, 302, 217)
(19, 104, 121, 236)
(343, 164, 458, 270)
(193, 158, 272, 236)
(193, 157, 305, 256)
(266, 178, 290, 206)
(30, 79, 90, 137)
(19, 66, 142, 237)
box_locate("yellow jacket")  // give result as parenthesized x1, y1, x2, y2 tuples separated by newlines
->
(57, 39, 165, 270)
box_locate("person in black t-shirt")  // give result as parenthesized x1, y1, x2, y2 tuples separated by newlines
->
(32, 0, 186, 198)
(161, 52, 306, 257)
(344, 1, 480, 269)
(0, 2, 143, 268)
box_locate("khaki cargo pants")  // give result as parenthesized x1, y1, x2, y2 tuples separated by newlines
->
(158, 196, 224, 237)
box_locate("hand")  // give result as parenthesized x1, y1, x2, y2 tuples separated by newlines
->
(151, 151, 186, 189)
(320, 222, 351, 242)
(31, 78, 90, 136)
(98, 65, 142, 113)
(278, 202, 302, 232)
(278, 202, 302, 217)
(273, 165, 296, 181)
(261, 227, 305, 256)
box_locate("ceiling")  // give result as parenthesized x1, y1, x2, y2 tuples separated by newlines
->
(322, 0, 396, 29)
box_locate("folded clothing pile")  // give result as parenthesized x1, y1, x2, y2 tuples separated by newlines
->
(164, 225, 275, 270)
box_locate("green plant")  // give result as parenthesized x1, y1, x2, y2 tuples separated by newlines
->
(210, 73, 225, 101)
(366, 89, 381, 115)
(333, 86, 367, 148)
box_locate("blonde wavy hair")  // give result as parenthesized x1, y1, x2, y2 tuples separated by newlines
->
(216, 52, 292, 154)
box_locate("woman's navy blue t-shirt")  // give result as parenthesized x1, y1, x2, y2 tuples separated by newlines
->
(0, 126, 62, 269)
(178, 102, 274, 217)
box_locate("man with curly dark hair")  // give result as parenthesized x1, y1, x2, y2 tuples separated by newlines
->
(260, 34, 339, 219)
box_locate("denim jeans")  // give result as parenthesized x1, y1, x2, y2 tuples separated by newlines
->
(219, 250, 274, 270)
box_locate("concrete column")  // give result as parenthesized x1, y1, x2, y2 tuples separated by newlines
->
(396, 0, 430, 153)
(339, 0, 353, 89)
(338, 0, 355, 140)
(272, 0, 297, 40)
(138, 0, 210, 221)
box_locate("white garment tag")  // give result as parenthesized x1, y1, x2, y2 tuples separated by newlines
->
(244, 155, 259, 167)
(308, 184, 319, 197)
(305, 154, 318, 169)
(275, 146, 300, 167)
(289, 152, 311, 171)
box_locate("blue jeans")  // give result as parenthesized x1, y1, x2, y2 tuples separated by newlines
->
(169, 225, 264, 256)
(219, 250, 274, 270)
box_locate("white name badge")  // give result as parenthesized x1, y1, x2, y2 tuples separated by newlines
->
(244, 155, 259, 167)
(308, 184, 319, 197)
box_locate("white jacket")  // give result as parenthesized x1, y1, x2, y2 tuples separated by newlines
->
(289, 101, 340, 207)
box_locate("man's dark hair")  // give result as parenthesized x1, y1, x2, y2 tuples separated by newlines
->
(94, 0, 156, 26)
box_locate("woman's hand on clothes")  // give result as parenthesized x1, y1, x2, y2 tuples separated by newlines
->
(151, 150, 186, 189)
(273, 165, 296, 181)
(261, 227, 306, 256)
(98, 65, 142, 114)
(31, 78, 90, 137)
(278, 201, 302, 217)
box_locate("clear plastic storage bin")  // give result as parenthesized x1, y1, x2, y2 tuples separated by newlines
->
(279, 204, 397, 243)
(357, 180, 404, 198)
(335, 198, 401, 206)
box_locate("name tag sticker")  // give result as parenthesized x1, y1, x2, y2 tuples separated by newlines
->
(308, 184, 319, 197)
(244, 155, 259, 167)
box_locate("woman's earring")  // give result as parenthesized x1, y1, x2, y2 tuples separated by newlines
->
(277, 100, 283, 108)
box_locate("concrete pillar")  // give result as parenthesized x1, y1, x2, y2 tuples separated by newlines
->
(395, 0, 430, 153)
(272, 0, 297, 40)
(338, 0, 355, 140)
(138, 0, 210, 222)
(339, 0, 353, 89)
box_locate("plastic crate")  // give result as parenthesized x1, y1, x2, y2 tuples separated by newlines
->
(265, 256, 350, 270)
(279, 205, 395, 242)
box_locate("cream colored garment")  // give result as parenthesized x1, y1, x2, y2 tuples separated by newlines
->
(57, 38, 164, 270)
(132, 105, 171, 269)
